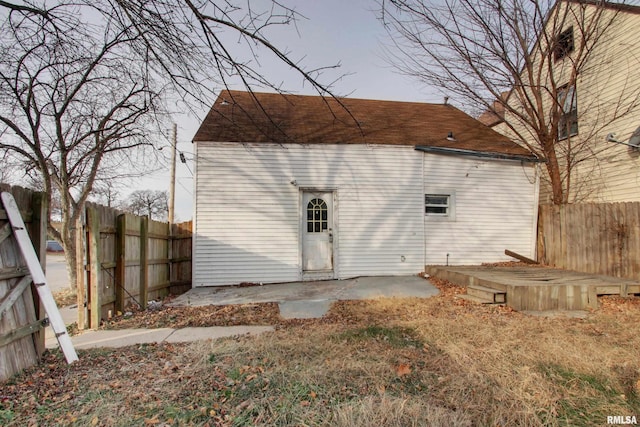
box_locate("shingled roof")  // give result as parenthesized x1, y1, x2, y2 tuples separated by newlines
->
(193, 90, 535, 158)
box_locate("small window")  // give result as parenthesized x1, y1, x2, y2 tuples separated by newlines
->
(554, 27, 574, 61)
(307, 198, 328, 233)
(425, 194, 450, 216)
(558, 84, 578, 140)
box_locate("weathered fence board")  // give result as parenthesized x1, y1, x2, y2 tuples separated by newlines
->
(0, 184, 47, 381)
(81, 202, 192, 329)
(171, 221, 193, 295)
(538, 202, 640, 281)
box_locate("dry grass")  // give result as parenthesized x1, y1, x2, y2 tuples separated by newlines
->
(52, 287, 77, 307)
(2, 278, 640, 426)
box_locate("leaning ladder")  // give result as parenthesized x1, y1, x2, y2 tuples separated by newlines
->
(1, 192, 78, 363)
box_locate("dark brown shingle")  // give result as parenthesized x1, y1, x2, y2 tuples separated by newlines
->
(193, 90, 533, 157)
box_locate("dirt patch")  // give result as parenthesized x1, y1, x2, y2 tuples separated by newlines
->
(101, 301, 282, 329)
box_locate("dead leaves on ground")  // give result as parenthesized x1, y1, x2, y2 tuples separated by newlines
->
(101, 302, 281, 330)
(395, 363, 412, 377)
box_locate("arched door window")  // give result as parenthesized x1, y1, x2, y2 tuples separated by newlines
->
(307, 198, 328, 232)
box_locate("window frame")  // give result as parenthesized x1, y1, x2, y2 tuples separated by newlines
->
(554, 27, 575, 61)
(425, 191, 456, 221)
(557, 83, 578, 140)
(306, 198, 328, 233)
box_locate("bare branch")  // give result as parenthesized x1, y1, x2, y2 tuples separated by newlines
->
(381, 0, 640, 204)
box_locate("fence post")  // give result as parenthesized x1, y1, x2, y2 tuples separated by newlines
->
(30, 191, 47, 355)
(559, 205, 566, 269)
(139, 216, 148, 309)
(115, 214, 126, 313)
(87, 206, 101, 329)
(75, 216, 87, 330)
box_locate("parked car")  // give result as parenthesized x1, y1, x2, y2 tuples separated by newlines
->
(46, 240, 64, 253)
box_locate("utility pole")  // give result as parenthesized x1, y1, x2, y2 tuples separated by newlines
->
(168, 123, 177, 225)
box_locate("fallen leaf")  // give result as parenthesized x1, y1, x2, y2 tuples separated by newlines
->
(309, 391, 317, 399)
(144, 417, 160, 425)
(235, 400, 251, 411)
(300, 400, 310, 407)
(396, 363, 412, 377)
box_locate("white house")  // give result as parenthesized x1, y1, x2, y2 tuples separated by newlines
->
(192, 90, 541, 287)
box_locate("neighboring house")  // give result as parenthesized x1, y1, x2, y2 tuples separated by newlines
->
(192, 90, 540, 287)
(490, 0, 640, 204)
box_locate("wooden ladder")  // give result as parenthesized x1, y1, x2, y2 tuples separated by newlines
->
(1, 192, 78, 363)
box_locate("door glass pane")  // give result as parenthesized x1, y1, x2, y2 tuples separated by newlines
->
(307, 198, 329, 233)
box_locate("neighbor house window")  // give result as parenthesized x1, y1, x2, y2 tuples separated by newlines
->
(554, 27, 574, 61)
(425, 194, 450, 216)
(558, 84, 578, 140)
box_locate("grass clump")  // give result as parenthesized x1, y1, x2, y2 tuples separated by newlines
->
(337, 325, 424, 349)
(537, 363, 640, 426)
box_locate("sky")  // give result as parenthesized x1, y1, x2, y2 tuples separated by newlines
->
(148, 0, 444, 221)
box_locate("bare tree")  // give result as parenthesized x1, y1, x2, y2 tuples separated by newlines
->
(126, 190, 169, 221)
(0, 1, 344, 289)
(91, 179, 125, 209)
(380, 0, 640, 204)
(0, 5, 163, 287)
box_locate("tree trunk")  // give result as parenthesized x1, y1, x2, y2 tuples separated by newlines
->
(62, 232, 78, 292)
(57, 213, 78, 291)
(542, 137, 565, 205)
(54, 198, 83, 292)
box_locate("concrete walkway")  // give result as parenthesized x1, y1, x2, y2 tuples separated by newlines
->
(169, 275, 439, 319)
(45, 306, 273, 350)
(46, 325, 274, 350)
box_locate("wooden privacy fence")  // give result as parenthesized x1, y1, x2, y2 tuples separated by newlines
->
(538, 202, 640, 280)
(79, 203, 192, 330)
(0, 184, 47, 381)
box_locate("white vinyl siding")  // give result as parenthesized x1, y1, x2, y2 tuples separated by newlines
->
(424, 153, 538, 265)
(194, 143, 424, 286)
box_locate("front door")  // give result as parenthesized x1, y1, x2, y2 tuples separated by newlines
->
(302, 191, 334, 276)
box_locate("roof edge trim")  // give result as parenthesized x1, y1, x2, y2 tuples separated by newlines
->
(415, 145, 544, 163)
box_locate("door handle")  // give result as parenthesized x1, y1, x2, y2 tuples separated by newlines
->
(328, 229, 333, 243)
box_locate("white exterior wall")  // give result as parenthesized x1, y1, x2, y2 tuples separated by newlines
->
(194, 142, 425, 286)
(423, 153, 539, 265)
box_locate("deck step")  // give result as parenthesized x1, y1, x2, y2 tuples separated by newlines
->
(467, 285, 506, 304)
(457, 294, 498, 304)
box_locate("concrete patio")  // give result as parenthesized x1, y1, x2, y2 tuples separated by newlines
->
(168, 275, 440, 319)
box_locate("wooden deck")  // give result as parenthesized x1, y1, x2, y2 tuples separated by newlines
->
(425, 266, 640, 311)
